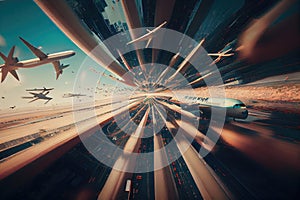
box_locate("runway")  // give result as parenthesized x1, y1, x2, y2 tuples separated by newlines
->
(0, 93, 299, 199)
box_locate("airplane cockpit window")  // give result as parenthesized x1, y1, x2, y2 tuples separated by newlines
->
(233, 104, 246, 108)
(233, 104, 241, 108)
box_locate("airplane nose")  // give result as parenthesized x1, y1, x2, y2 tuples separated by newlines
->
(242, 110, 248, 118)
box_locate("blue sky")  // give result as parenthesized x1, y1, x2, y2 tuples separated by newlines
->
(0, 0, 101, 108)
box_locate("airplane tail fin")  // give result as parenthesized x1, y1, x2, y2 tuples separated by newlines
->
(56, 64, 69, 80)
(56, 70, 62, 80)
(52, 61, 69, 80)
(0, 46, 15, 65)
(1, 51, 8, 82)
(60, 64, 69, 70)
(0, 52, 7, 62)
(0, 47, 20, 83)
(1, 67, 8, 83)
(9, 70, 20, 81)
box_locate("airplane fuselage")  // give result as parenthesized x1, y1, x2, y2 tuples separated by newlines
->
(1, 50, 75, 70)
(182, 96, 248, 119)
(33, 93, 52, 100)
(63, 93, 85, 98)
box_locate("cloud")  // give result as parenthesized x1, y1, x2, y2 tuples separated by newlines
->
(14, 46, 21, 57)
(0, 35, 6, 46)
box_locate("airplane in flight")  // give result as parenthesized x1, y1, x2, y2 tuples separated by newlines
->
(22, 90, 53, 104)
(0, 37, 75, 82)
(126, 21, 167, 48)
(187, 96, 248, 119)
(62, 93, 87, 98)
(26, 87, 54, 92)
(89, 67, 127, 85)
(170, 95, 248, 120)
(208, 48, 234, 65)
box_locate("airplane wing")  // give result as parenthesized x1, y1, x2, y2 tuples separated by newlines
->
(222, 48, 233, 54)
(151, 21, 167, 32)
(29, 92, 39, 95)
(26, 88, 54, 91)
(208, 49, 234, 56)
(44, 98, 52, 104)
(19, 37, 47, 60)
(207, 53, 221, 56)
(222, 53, 234, 57)
(127, 21, 167, 45)
(28, 98, 39, 103)
(126, 33, 151, 45)
(52, 61, 62, 80)
(145, 38, 152, 48)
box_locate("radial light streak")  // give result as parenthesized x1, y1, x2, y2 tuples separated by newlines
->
(188, 72, 213, 86)
(166, 38, 205, 83)
(164, 121, 229, 199)
(98, 107, 150, 199)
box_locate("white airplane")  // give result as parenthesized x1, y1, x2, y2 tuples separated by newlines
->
(22, 90, 53, 104)
(126, 21, 167, 48)
(26, 87, 54, 92)
(163, 94, 248, 120)
(181, 95, 248, 119)
(63, 93, 86, 98)
(89, 67, 127, 84)
(208, 48, 234, 65)
(0, 37, 75, 82)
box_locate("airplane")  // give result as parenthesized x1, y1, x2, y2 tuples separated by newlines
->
(22, 90, 53, 104)
(0, 37, 75, 82)
(171, 95, 248, 120)
(26, 87, 54, 92)
(9, 106, 16, 109)
(207, 48, 234, 65)
(63, 93, 87, 98)
(126, 21, 167, 48)
(89, 67, 127, 84)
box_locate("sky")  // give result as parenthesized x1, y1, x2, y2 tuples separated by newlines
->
(0, 0, 102, 109)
